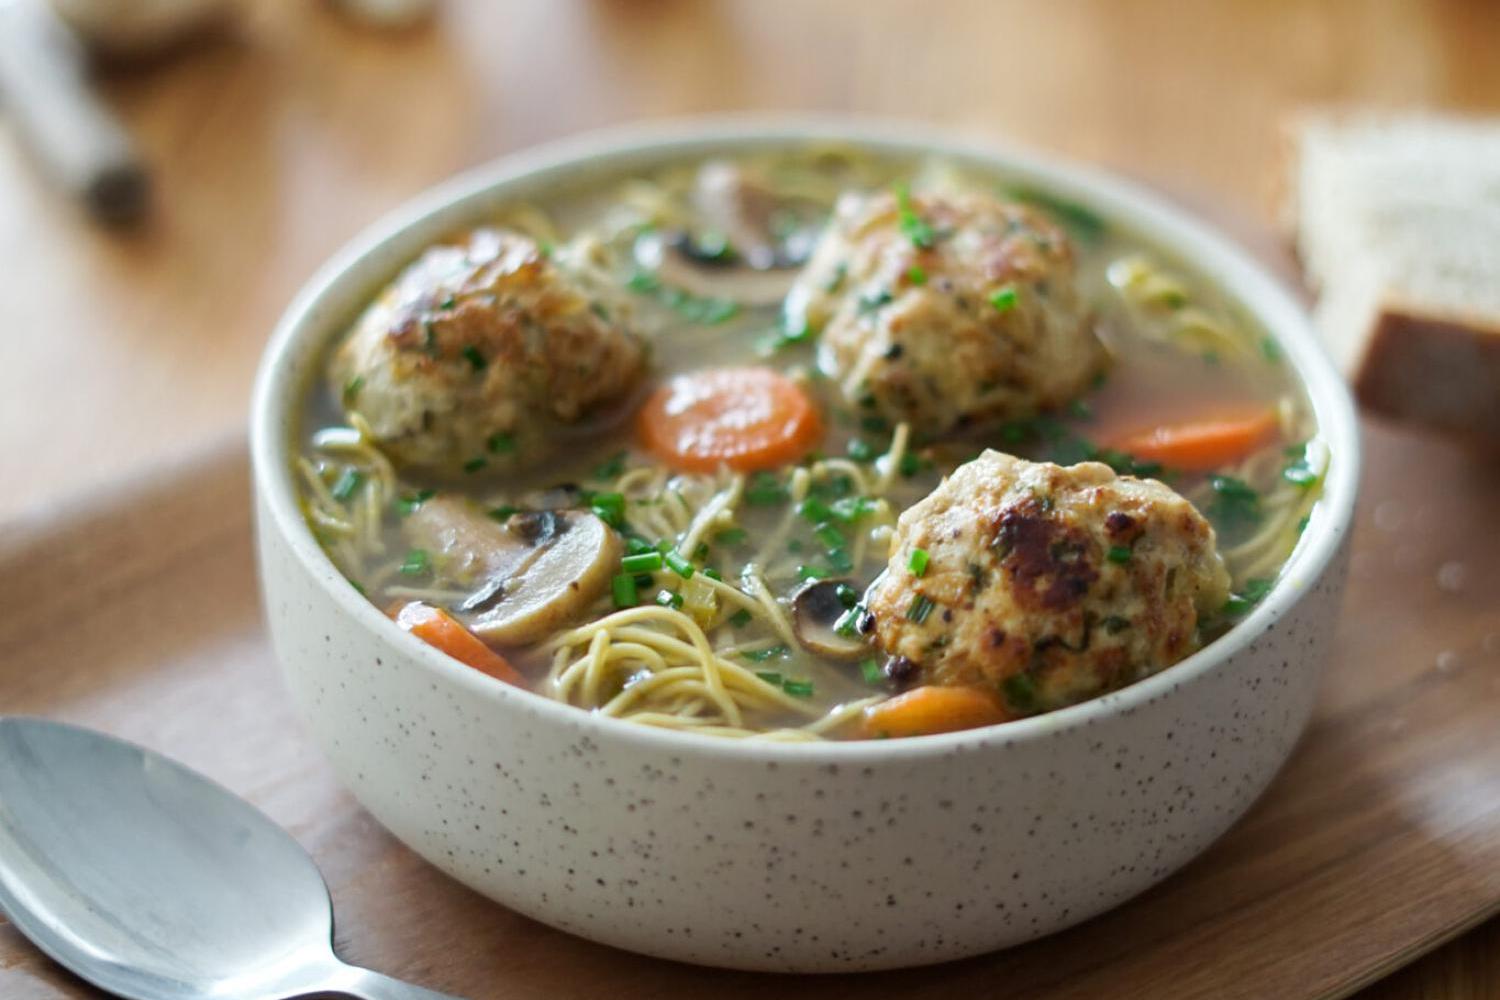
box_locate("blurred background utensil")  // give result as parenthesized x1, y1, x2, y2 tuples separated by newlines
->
(0, 0, 152, 223)
(0, 716, 461, 1000)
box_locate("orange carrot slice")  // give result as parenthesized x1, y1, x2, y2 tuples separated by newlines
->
(636, 366, 822, 473)
(861, 685, 1012, 739)
(1108, 407, 1279, 472)
(390, 601, 524, 685)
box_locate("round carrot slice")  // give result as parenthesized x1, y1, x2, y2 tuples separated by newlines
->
(636, 366, 822, 473)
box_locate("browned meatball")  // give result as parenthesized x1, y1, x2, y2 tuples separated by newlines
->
(786, 190, 1105, 437)
(330, 229, 644, 473)
(864, 451, 1230, 714)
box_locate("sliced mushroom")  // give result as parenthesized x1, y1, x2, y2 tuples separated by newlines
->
(790, 578, 870, 661)
(470, 512, 621, 644)
(692, 160, 783, 269)
(403, 495, 622, 645)
(633, 230, 796, 307)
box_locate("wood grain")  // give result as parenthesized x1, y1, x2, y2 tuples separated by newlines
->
(1, 415, 1499, 1000)
(3, 1, 1500, 994)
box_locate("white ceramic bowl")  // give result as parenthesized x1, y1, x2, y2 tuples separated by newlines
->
(252, 118, 1359, 972)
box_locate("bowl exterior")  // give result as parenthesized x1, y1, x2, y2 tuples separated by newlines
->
(258, 493, 1349, 972)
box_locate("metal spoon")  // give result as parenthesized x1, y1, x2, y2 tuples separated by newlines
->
(0, 716, 461, 999)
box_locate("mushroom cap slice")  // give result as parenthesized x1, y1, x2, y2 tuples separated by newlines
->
(470, 512, 622, 645)
(403, 495, 622, 646)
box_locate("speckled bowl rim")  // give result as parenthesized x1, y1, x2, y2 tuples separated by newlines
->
(251, 114, 1360, 762)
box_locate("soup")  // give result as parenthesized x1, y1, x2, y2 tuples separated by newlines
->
(294, 146, 1327, 741)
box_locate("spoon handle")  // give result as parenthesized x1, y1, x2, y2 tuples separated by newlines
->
(324, 962, 467, 1000)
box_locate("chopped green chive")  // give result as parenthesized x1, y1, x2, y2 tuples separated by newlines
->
(797, 497, 834, 524)
(835, 583, 859, 608)
(621, 551, 663, 574)
(1261, 337, 1283, 362)
(702, 567, 722, 581)
(814, 522, 845, 551)
(1222, 577, 1274, 616)
(847, 438, 878, 462)
(330, 467, 363, 502)
(396, 489, 436, 516)
(860, 658, 883, 685)
(989, 286, 1019, 312)
(655, 589, 684, 609)
(462, 457, 487, 474)
(742, 645, 789, 663)
(898, 452, 923, 477)
(1107, 545, 1132, 565)
(906, 594, 935, 624)
(590, 492, 626, 528)
(908, 547, 930, 577)
(1208, 475, 1262, 530)
(663, 550, 694, 579)
(829, 496, 876, 523)
(486, 432, 515, 454)
(461, 345, 487, 371)
(399, 549, 430, 576)
(756, 670, 784, 685)
(730, 608, 753, 628)
(487, 504, 518, 522)
(797, 565, 829, 581)
(1296, 514, 1311, 536)
(782, 678, 815, 699)
(612, 573, 638, 608)
(594, 450, 627, 480)
(342, 375, 365, 404)
(746, 472, 788, 506)
(906, 265, 927, 285)
(827, 548, 854, 573)
(714, 527, 748, 545)
(894, 183, 936, 249)
(1002, 672, 1037, 712)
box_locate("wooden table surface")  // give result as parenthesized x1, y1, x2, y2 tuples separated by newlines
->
(2, 0, 1498, 995)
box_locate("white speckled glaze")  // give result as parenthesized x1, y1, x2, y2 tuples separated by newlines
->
(251, 118, 1359, 972)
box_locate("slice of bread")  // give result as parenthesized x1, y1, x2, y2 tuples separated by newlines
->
(1287, 110, 1500, 438)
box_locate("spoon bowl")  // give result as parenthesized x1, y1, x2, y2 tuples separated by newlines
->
(0, 717, 456, 1000)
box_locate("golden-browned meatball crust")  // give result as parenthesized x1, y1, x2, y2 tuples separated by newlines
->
(786, 190, 1105, 437)
(330, 228, 644, 473)
(864, 451, 1230, 714)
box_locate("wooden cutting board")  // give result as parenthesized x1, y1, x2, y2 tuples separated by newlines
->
(0, 427, 1497, 1000)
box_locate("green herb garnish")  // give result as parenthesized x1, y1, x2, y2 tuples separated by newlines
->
(330, 467, 363, 502)
(486, 432, 515, 454)
(1106, 545, 1132, 565)
(906, 594, 935, 624)
(663, 550, 694, 579)
(396, 489, 436, 516)
(399, 549, 430, 576)
(782, 678, 815, 699)
(906, 265, 927, 285)
(461, 345, 487, 372)
(612, 573, 638, 608)
(989, 286, 1019, 313)
(622, 551, 663, 574)
(860, 658, 883, 685)
(894, 183, 936, 249)
(908, 548, 930, 577)
(730, 608, 753, 628)
(1222, 577, 1274, 616)
(1002, 672, 1037, 712)
(342, 375, 365, 404)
